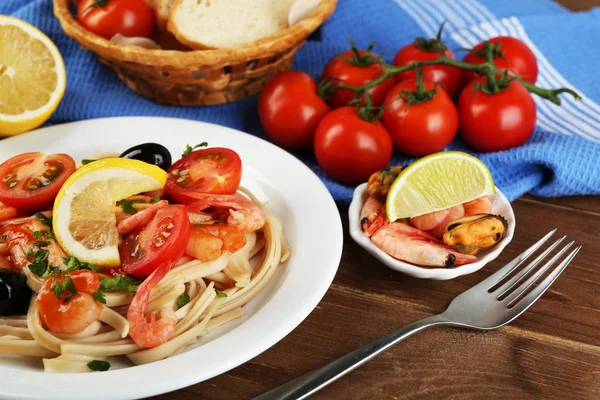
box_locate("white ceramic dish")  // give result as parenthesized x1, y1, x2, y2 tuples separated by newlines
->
(0, 117, 343, 400)
(348, 183, 515, 280)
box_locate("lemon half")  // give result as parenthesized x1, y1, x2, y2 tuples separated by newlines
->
(53, 159, 167, 266)
(386, 151, 496, 221)
(0, 16, 66, 136)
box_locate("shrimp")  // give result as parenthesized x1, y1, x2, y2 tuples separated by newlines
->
(187, 211, 212, 225)
(463, 196, 493, 216)
(371, 222, 477, 267)
(127, 261, 177, 348)
(0, 217, 67, 270)
(186, 193, 265, 233)
(117, 200, 168, 234)
(185, 224, 246, 262)
(36, 270, 102, 334)
(360, 196, 388, 237)
(410, 209, 450, 231)
(426, 205, 465, 239)
(0, 202, 17, 223)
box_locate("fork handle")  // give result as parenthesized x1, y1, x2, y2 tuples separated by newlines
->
(253, 314, 449, 400)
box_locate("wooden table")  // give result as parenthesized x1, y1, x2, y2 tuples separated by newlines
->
(155, 1, 600, 399)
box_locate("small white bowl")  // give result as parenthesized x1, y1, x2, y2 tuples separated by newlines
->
(348, 183, 516, 280)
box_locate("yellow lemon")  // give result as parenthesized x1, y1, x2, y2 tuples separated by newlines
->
(0, 16, 66, 136)
(53, 159, 167, 266)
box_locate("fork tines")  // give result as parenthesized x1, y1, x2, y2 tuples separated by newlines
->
(486, 229, 581, 310)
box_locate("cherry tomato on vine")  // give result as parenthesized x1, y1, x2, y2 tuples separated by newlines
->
(258, 71, 330, 151)
(392, 35, 461, 97)
(461, 37, 538, 87)
(458, 76, 536, 152)
(77, 0, 155, 39)
(313, 107, 393, 184)
(382, 79, 458, 156)
(0, 153, 76, 211)
(322, 49, 395, 108)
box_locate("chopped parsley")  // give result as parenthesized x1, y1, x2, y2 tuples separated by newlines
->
(63, 256, 100, 273)
(87, 360, 111, 372)
(151, 193, 161, 203)
(99, 275, 139, 293)
(28, 250, 51, 277)
(116, 199, 139, 215)
(33, 230, 54, 240)
(176, 294, 190, 308)
(215, 289, 227, 298)
(52, 276, 77, 302)
(81, 159, 95, 165)
(35, 213, 52, 227)
(92, 291, 106, 304)
(181, 142, 208, 157)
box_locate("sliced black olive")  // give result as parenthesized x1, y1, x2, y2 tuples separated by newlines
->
(0, 270, 32, 316)
(120, 143, 172, 171)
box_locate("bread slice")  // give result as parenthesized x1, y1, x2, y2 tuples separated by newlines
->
(168, 0, 297, 49)
(155, 0, 175, 31)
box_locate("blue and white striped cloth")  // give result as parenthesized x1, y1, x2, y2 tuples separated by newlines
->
(2, 0, 600, 202)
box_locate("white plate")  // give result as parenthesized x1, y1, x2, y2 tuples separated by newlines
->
(0, 117, 343, 400)
(348, 183, 515, 280)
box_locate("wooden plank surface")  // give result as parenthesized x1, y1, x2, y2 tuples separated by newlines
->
(155, 0, 600, 398)
(154, 194, 600, 400)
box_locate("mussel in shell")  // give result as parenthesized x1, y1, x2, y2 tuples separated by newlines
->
(367, 166, 404, 200)
(443, 214, 508, 256)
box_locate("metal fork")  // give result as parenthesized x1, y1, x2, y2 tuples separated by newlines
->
(254, 230, 581, 400)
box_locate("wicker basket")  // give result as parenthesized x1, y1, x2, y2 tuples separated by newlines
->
(53, 0, 337, 106)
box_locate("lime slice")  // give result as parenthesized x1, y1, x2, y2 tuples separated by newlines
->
(53, 158, 167, 266)
(386, 151, 496, 221)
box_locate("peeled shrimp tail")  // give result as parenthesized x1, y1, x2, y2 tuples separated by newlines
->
(127, 261, 177, 349)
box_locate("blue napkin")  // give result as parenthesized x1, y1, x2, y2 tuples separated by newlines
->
(2, 0, 599, 202)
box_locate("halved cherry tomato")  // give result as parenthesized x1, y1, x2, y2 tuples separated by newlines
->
(0, 153, 76, 211)
(165, 148, 242, 204)
(120, 205, 191, 278)
(77, 0, 154, 40)
(322, 50, 395, 108)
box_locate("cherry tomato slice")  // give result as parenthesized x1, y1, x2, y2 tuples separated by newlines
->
(165, 148, 242, 204)
(119, 205, 191, 278)
(0, 152, 76, 211)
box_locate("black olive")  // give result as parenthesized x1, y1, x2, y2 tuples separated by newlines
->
(0, 270, 32, 316)
(120, 143, 172, 171)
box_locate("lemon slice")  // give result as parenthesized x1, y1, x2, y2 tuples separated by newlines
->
(53, 159, 167, 266)
(0, 16, 66, 136)
(386, 151, 496, 221)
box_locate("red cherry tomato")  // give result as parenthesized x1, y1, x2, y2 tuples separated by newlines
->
(393, 45, 461, 97)
(458, 76, 536, 152)
(258, 71, 330, 151)
(382, 79, 458, 157)
(166, 148, 242, 204)
(77, 0, 154, 39)
(322, 50, 395, 108)
(120, 205, 191, 278)
(314, 107, 393, 184)
(462, 37, 538, 86)
(0, 153, 76, 211)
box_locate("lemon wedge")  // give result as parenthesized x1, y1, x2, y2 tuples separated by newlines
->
(0, 16, 66, 136)
(53, 159, 167, 266)
(386, 151, 496, 221)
